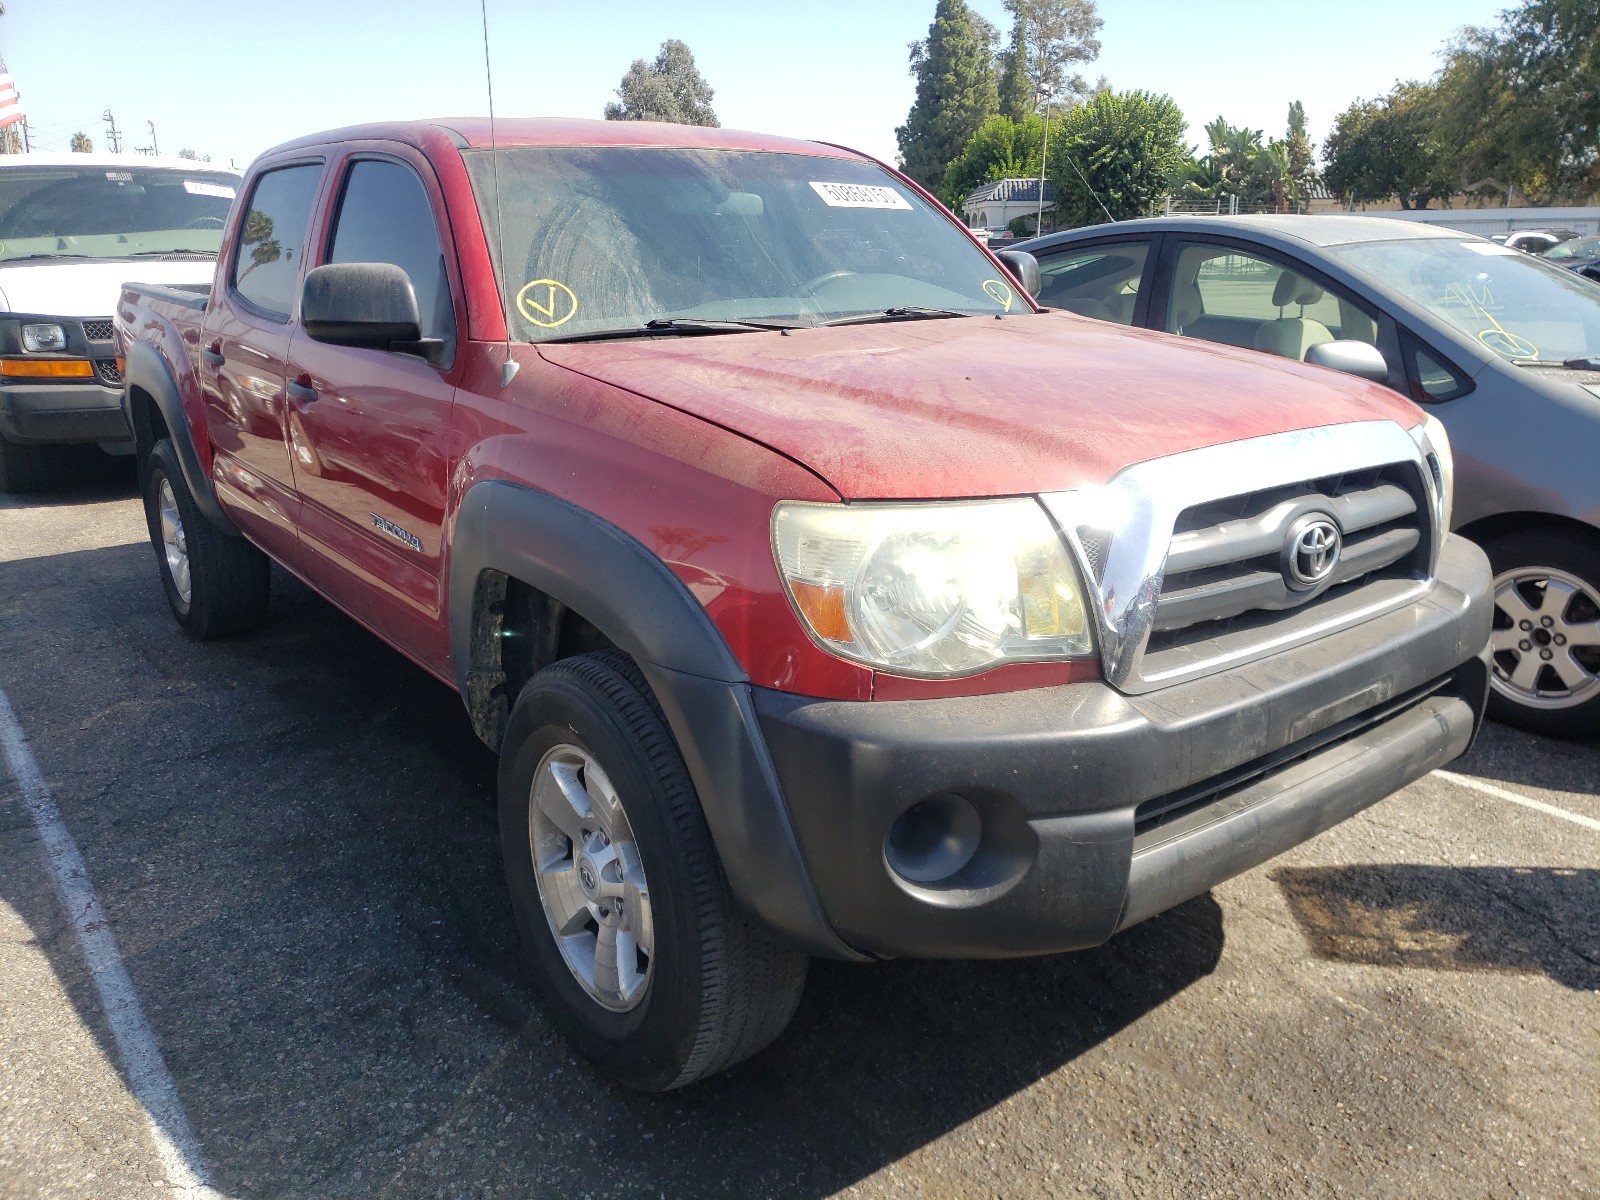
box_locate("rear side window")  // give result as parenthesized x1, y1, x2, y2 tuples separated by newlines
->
(1033, 241, 1149, 323)
(231, 164, 322, 321)
(327, 159, 455, 346)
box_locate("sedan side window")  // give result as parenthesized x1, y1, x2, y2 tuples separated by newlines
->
(327, 159, 456, 350)
(1033, 241, 1150, 323)
(1164, 242, 1380, 363)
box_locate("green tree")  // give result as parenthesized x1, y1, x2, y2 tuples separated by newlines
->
(603, 39, 719, 126)
(997, 15, 1033, 123)
(896, 0, 999, 190)
(70, 131, 93, 153)
(1324, 83, 1454, 208)
(1048, 89, 1188, 226)
(1285, 101, 1317, 206)
(1435, 0, 1599, 202)
(1003, 0, 1102, 104)
(941, 112, 1048, 207)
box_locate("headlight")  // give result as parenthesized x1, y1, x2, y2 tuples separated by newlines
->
(21, 323, 67, 353)
(1409, 412, 1454, 532)
(772, 498, 1094, 678)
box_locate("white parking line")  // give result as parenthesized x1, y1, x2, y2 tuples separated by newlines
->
(1434, 768, 1600, 834)
(0, 688, 228, 1200)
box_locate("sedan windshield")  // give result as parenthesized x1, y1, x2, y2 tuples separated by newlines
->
(0, 165, 238, 261)
(1542, 236, 1600, 264)
(1330, 237, 1600, 363)
(463, 146, 1019, 341)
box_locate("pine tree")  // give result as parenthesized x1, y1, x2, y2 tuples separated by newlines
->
(1285, 101, 1317, 209)
(896, 0, 1000, 191)
(998, 15, 1033, 123)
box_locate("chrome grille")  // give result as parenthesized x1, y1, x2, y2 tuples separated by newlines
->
(95, 358, 123, 385)
(81, 318, 115, 342)
(1155, 464, 1427, 634)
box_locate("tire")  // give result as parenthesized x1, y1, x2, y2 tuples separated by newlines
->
(141, 438, 270, 639)
(0, 433, 48, 494)
(499, 650, 807, 1091)
(1482, 529, 1600, 739)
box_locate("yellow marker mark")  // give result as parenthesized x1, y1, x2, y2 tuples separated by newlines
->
(517, 278, 579, 328)
(1448, 283, 1539, 360)
(982, 279, 1014, 311)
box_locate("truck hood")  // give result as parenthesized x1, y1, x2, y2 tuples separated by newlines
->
(0, 259, 214, 317)
(538, 312, 1423, 499)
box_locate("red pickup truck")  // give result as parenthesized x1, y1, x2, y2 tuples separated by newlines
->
(115, 118, 1491, 1091)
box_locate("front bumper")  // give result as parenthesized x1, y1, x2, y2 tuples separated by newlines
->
(752, 534, 1492, 959)
(0, 380, 131, 446)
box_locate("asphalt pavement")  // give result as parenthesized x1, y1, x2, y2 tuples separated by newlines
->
(1, 454, 1595, 1199)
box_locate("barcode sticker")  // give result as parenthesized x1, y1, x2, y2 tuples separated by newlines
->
(184, 181, 237, 199)
(809, 182, 912, 210)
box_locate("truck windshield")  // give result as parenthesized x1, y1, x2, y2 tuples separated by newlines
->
(0, 165, 238, 261)
(1329, 237, 1600, 364)
(463, 146, 1021, 341)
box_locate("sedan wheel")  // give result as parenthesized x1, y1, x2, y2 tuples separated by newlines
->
(1482, 529, 1600, 738)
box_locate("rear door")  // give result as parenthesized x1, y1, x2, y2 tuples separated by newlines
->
(284, 146, 465, 665)
(201, 159, 325, 567)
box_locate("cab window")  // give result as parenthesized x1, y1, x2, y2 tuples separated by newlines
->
(231, 164, 322, 321)
(327, 159, 456, 349)
(1032, 241, 1149, 323)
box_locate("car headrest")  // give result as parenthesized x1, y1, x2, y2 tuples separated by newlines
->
(1272, 271, 1324, 308)
(1172, 280, 1203, 328)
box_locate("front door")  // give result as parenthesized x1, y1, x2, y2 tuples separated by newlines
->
(286, 150, 464, 665)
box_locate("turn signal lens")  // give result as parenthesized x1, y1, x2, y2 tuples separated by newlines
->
(0, 358, 94, 378)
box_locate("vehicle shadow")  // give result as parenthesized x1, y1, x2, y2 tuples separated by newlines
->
(0, 444, 136, 506)
(0, 544, 1226, 1199)
(1271, 864, 1599, 991)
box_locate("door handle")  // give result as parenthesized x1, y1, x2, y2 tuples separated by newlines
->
(286, 377, 318, 406)
(202, 342, 225, 369)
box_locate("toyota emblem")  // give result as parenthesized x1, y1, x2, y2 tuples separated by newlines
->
(1282, 514, 1342, 591)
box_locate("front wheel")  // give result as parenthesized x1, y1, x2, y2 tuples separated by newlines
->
(499, 651, 807, 1091)
(1483, 529, 1600, 738)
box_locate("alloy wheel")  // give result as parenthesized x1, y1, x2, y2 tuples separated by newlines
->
(1489, 566, 1600, 710)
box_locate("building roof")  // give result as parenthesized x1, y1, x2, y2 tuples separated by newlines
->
(963, 178, 1055, 207)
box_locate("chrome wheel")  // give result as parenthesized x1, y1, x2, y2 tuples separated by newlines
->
(1490, 566, 1600, 711)
(528, 743, 654, 1012)
(157, 477, 192, 605)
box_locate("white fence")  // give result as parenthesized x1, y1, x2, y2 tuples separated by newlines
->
(1356, 206, 1600, 238)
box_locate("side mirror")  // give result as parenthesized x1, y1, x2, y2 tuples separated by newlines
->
(1305, 339, 1389, 384)
(302, 262, 431, 355)
(996, 249, 1042, 298)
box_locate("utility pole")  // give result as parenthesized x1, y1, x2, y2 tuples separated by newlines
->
(147, 119, 158, 156)
(102, 109, 122, 153)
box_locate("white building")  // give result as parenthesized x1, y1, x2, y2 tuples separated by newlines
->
(960, 178, 1055, 235)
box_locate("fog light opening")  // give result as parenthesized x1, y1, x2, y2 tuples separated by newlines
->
(885, 792, 982, 885)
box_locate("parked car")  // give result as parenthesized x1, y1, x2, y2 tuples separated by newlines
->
(0, 153, 239, 491)
(1540, 235, 1600, 281)
(1016, 214, 1600, 736)
(117, 120, 1490, 1090)
(1491, 228, 1579, 255)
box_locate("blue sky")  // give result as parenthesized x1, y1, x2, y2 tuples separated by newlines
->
(3, 0, 1508, 169)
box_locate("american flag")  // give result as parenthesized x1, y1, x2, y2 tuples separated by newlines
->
(0, 56, 24, 131)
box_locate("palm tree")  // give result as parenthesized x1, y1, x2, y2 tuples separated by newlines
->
(70, 131, 92, 153)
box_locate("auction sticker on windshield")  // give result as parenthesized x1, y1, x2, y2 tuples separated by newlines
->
(184, 181, 236, 199)
(809, 182, 912, 210)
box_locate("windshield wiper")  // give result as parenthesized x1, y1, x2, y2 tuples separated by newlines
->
(0, 252, 95, 264)
(124, 249, 216, 258)
(540, 316, 807, 343)
(818, 305, 980, 328)
(1514, 357, 1600, 370)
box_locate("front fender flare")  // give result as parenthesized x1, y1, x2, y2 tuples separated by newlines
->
(448, 479, 858, 960)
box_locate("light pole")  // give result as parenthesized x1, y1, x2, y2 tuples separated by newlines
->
(1035, 96, 1051, 236)
(147, 119, 158, 156)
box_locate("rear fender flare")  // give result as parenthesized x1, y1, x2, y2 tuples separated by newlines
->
(122, 339, 238, 534)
